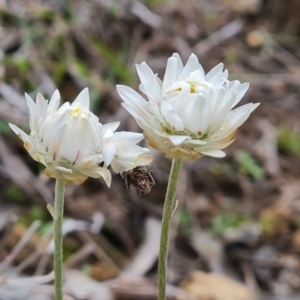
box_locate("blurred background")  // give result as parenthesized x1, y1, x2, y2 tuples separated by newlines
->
(1, 0, 300, 299)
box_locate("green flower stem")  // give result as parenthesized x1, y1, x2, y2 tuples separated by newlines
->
(158, 158, 183, 300)
(54, 180, 65, 300)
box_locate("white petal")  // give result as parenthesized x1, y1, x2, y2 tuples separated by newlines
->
(43, 112, 67, 149)
(117, 85, 148, 108)
(181, 93, 201, 132)
(208, 70, 228, 87)
(184, 139, 207, 145)
(36, 93, 48, 132)
(9, 123, 30, 143)
(25, 93, 39, 131)
(178, 54, 200, 81)
(215, 103, 260, 139)
(56, 115, 93, 162)
(117, 86, 151, 121)
(121, 103, 148, 124)
(232, 82, 249, 107)
(206, 63, 224, 81)
(97, 168, 112, 187)
(72, 88, 90, 109)
(114, 131, 144, 144)
(81, 167, 112, 187)
(211, 92, 237, 133)
(102, 127, 114, 138)
(102, 122, 120, 134)
(102, 137, 118, 166)
(168, 83, 191, 119)
(77, 154, 103, 166)
(118, 142, 149, 156)
(134, 153, 153, 166)
(190, 70, 205, 80)
(25, 93, 38, 117)
(161, 99, 183, 131)
(209, 87, 226, 132)
(55, 166, 73, 174)
(55, 101, 70, 117)
(205, 86, 217, 119)
(208, 137, 235, 149)
(36, 93, 46, 112)
(48, 90, 60, 114)
(136, 62, 161, 101)
(172, 53, 184, 77)
(200, 149, 226, 158)
(78, 154, 103, 163)
(187, 96, 206, 133)
(111, 159, 135, 173)
(168, 135, 190, 146)
(162, 57, 178, 93)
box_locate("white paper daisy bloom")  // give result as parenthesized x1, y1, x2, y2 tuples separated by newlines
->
(9, 88, 111, 185)
(117, 53, 260, 160)
(9, 88, 153, 185)
(101, 122, 153, 174)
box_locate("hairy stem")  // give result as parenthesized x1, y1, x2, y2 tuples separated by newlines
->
(54, 180, 65, 300)
(158, 158, 182, 300)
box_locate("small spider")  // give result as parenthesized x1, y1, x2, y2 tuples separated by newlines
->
(121, 166, 155, 195)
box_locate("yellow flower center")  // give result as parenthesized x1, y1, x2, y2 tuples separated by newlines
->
(187, 80, 211, 94)
(190, 85, 196, 93)
(170, 80, 212, 95)
(70, 105, 82, 117)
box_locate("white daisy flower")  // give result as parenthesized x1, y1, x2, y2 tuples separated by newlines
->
(117, 53, 260, 160)
(9, 89, 109, 185)
(9, 88, 153, 185)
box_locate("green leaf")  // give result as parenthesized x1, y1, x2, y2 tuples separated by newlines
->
(30, 206, 46, 221)
(235, 150, 265, 180)
(212, 211, 250, 237)
(278, 127, 300, 157)
(93, 40, 133, 84)
(7, 184, 25, 203)
(37, 221, 53, 236)
(7, 54, 30, 72)
(73, 59, 89, 77)
(53, 61, 66, 84)
(0, 120, 12, 134)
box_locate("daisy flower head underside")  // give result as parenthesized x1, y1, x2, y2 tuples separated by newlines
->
(117, 53, 260, 160)
(9, 89, 152, 185)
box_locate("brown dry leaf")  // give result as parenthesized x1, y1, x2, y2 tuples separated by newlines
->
(90, 262, 116, 281)
(179, 271, 252, 300)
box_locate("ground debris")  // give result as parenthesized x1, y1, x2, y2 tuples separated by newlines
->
(179, 271, 252, 300)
